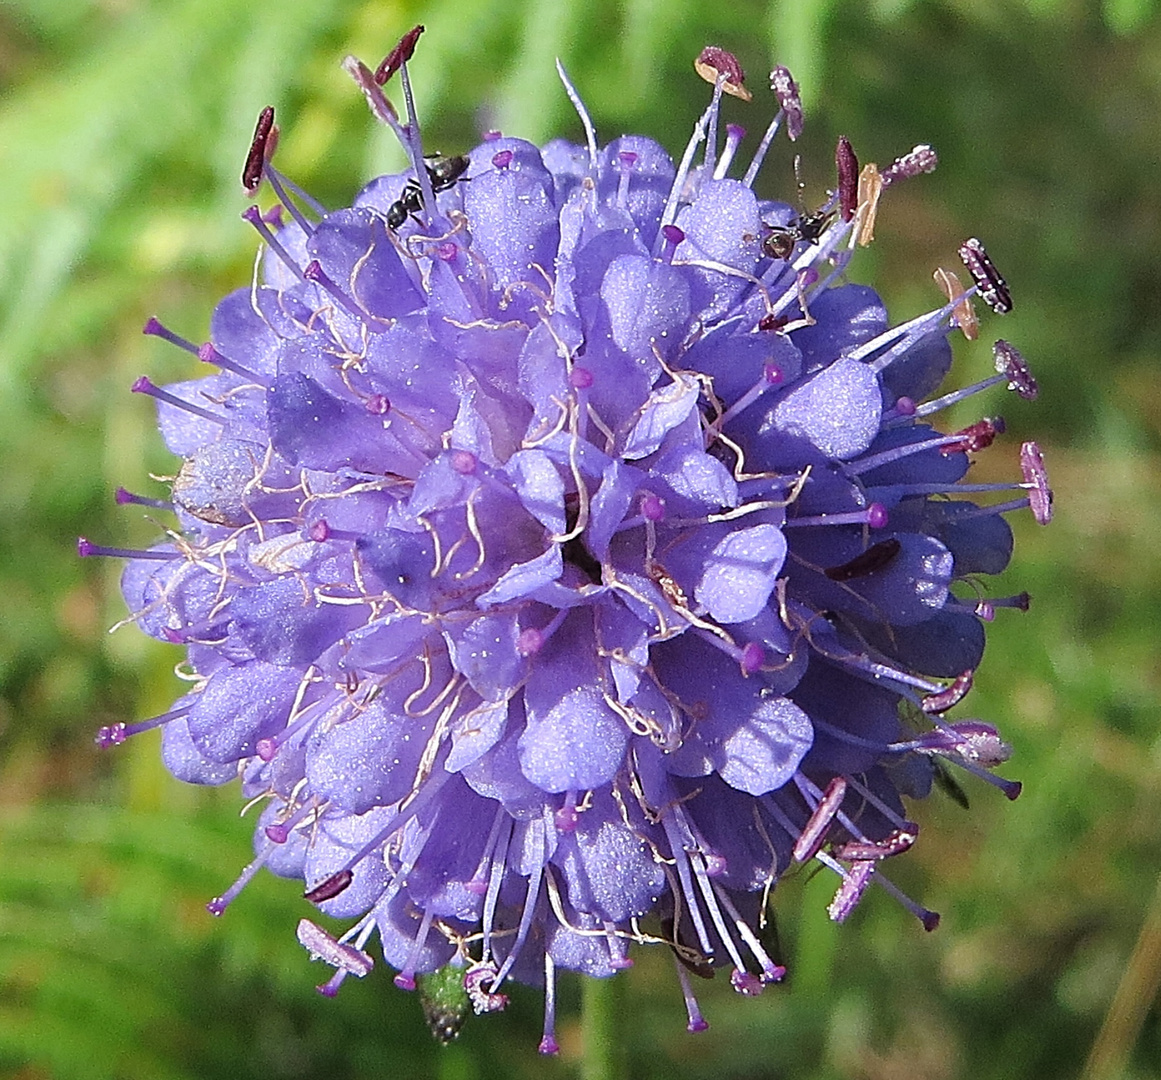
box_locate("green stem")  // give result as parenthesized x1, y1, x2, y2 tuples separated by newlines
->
(580, 975, 625, 1080)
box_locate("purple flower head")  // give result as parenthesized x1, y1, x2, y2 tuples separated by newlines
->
(88, 35, 1050, 1048)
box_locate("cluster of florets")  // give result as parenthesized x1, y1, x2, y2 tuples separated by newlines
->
(84, 32, 1051, 1050)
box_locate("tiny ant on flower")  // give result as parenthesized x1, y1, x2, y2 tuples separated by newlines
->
(386, 153, 471, 230)
(761, 154, 835, 260)
(762, 206, 835, 260)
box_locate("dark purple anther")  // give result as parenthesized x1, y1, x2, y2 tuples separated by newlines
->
(836, 136, 858, 222)
(242, 106, 276, 195)
(304, 869, 354, 904)
(1020, 441, 1053, 525)
(694, 45, 752, 101)
(492, 149, 513, 169)
(823, 537, 901, 582)
(769, 66, 803, 140)
(993, 340, 1038, 400)
(881, 144, 938, 186)
(921, 670, 974, 714)
(958, 237, 1012, 314)
(374, 24, 425, 85)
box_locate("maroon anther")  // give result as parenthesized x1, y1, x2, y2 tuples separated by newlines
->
(242, 106, 276, 195)
(1020, 441, 1053, 525)
(759, 312, 789, 332)
(881, 144, 938, 186)
(993, 340, 1038, 400)
(958, 237, 1012, 314)
(921, 669, 974, 714)
(836, 136, 858, 221)
(793, 775, 847, 863)
(831, 825, 918, 861)
(823, 537, 901, 582)
(941, 416, 1004, 455)
(769, 65, 803, 140)
(694, 45, 752, 101)
(374, 24, 425, 85)
(304, 869, 353, 903)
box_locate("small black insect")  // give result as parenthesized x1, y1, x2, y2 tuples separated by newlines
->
(762, 206, 834, 260)
(386, 154, 471, 230)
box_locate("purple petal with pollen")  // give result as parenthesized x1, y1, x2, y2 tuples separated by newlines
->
(695, 523, 787, 624)
(766, 356, 882, 460)
(519, 619, 628, 792)
(187, 661, 299, 763)
(445, 614, 527, 701)
(305, 695, 435, 815)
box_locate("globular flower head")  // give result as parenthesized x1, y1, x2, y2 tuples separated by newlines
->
(87, 33, 1050, 1049)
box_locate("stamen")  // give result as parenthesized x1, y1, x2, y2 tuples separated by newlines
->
(792, 775, 847, 863)
(836, 136, 858, 222)
(713, 124, 746, 179)
(921, 670, 974, 714)
(881, 144, 938, 186)
(940, 417, 1004, 455)
(933, 266, 978, 340)
(826, 858, 875, 922)
(769, 66, 803, 140)
(394, 905, 436, 990)
(958, 237, 1012, 314)
(783, 503, 888, 529)
(694, 45, 752, 101)
(207, 845, 275, 915)
(115, 487, 171, 510)
(197, 342, 266, 385)
(717, 361, 784, 427)
(242, 205, 305, 280)
(538, 954, 560, 1055)
(77, 537, 179, 561)
(555, 59, 598, 170)
(264, 165, 315, 237)
(242, 106, 277, 195)
(131, 376, 226, 425)
(95, 704, 191, 748)
(870, 871, 941, 931)
(1019, 440, 1053, 524)
(342, 55, 401, 128)
(616, 151, 637, 208)
(852, 163, 882, 247)
(994, 340, 1038, 400)
(464, 961, 509, 1014)
(304, 869, 353, 904)
(303, 259, 368, 322)
(673, 959, 710, 1032)
(297, 918, 374, 977)
(374, 24, 424, 85)
(142, 316, 199, 355)
(831, 826, 918, 861)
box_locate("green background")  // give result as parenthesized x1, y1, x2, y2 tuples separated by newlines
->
(2, 0, 1159, 1077)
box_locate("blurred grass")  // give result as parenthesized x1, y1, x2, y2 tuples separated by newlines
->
(1, 0, 1159, 1077)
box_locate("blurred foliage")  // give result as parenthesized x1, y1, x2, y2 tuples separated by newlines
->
(1, 0, 1159, 1077)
